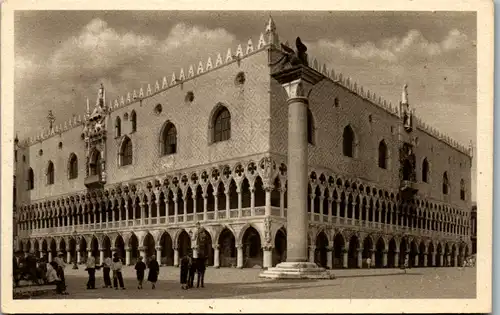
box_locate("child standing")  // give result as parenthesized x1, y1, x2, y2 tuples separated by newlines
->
(135, 256, 146, 289)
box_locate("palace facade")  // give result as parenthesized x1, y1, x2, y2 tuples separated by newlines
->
(14, 18, 473, 270)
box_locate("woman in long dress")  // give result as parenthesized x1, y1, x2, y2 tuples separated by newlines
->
(147, 255, 160, 289)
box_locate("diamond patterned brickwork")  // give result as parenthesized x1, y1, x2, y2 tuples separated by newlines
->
(106, 51, 271, 186)
(270, 74, 471, 209)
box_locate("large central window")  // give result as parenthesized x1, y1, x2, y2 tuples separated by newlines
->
(120, 137, 133, 166)
(161, 122, 177, 155)
(213, 106, 231, 143)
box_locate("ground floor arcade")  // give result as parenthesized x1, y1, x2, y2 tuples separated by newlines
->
(18, 221, 470, 269)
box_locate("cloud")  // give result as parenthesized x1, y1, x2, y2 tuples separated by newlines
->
(15, 18, 238, 135)
(314, 29, 470, 63)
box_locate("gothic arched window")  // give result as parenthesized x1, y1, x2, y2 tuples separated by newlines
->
(27, 167, 34, 190)
(46, 161, 54, 185)
(460, 179, 466, 200)
(343, 125, 355, 158)
(90, 150, 101, 176)
(307, 108, 315, 145)
(212, 105, 231, 143)
(68, 153, 78, 179)
(115, 117, 121, 138)
(161, 122, 177, 155)
(130, 110, 137, 132)
(378, 140, 388, 169)
(120, 137, 133, 166)
(422, 158, 429, 183)
(442, 172, 449, 195)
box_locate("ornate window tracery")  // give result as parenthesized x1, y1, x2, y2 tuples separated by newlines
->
(212, 106, 231, 143)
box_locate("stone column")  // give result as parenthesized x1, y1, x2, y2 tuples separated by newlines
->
(423, 252, 428, 267)
(431, 252, 436, 267)
(236, 245, 244, 268)
(99, 248, 104, 264)
(213, 245, 220, 268)
(439, 254, 444, 267)
(382, 250, 388, 267)
(308, 246, 316, 263)
(263, 245, 273, 269)
(173, 247, 179, 267)
(125, 248, 131, 266)
(414, 253, 419, 267)
(111, 247, 117, 257)
(48, 251, 53, 262)
(192, 246, 198, 259)
(225, 191, 230, 219)
(454, 253, 458, 267)
(394, 251, 399, 267)
(237, 189, 243, 218)
(156, 246, 162, 265)
(309, 195, 315, 222)
(77, 250, 81, 264)
(357, 249, 363, 268)
(203, 193, 208, 221)
(370, 250, 376, 267)
(250, 187, 256, 216)
(139, 246, 146, 259)
(173, 199, 178, 223)
(213, 193, 219, 220)
(280, 189, 285, 218)
(326, 246, 333, 269)
(87, 249, 92, 259)
(66, 250, 71, 264)
(264, 186, 272, 217)
(327, 198, 333, 223)
(342, 248, 348, 268)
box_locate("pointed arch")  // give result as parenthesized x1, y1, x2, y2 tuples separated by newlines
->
(422, 158, 429, 183)
(89, 149, 102, 176)
(115, 116, 121, 137)
(27, 167, 34, 190)
(442, 172, 449, 195)
(209, 103, 231, 143)
(343, 125, 356, 158)
(68, 153, 78, 179)
(460, 179, 466, 200)
(130, 110, 137, 132)
(119, 136, 133, 166)
(160, 121, 177, 155)
(46, 161, 55, 185)
(378, 140, 388, 169)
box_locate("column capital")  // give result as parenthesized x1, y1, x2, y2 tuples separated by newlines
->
(308, 245, 316, 250)
(125, 247, 131, 252)
(262, 244, 273, 251)
(212, 244, 220, 250)
(138, 246, 146, 251)
(155, 246, 162, 251)
(235, 244, 243, 250)
(272, 66, 324, 100)
(110, 247, 117, 252)
(325, 246, 333, 252)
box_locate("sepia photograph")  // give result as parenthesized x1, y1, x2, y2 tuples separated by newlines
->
(1, 0, 493, 313)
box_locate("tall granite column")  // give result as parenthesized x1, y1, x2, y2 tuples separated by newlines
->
(259, 65, 331, 280)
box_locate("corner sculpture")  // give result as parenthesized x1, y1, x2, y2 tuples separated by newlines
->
(277, 37, 309, 70)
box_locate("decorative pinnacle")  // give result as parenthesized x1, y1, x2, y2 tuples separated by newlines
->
(402, 83, 408, 104)
(265, 15, 276, 33)
(47, 110, 55, 131)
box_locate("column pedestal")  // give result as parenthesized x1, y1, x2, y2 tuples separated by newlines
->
(259, 65, 333, 280)
(263, 247, 273, 269)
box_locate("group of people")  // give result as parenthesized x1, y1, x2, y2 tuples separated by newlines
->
(85, 252, 128, 290)
(13, 251, 68, 295)
(179, 251, 206, 290)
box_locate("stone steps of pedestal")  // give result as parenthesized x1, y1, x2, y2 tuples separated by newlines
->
(259, 268, 335, 280)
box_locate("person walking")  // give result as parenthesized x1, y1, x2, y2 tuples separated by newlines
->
(102, 255, 112, 288)
(135, 256, 146, 289)
(179, 253, 190, 290)
(86, 255, 96, 289)
(196, 257, 206, 288)
(147, 255, 160, 289)
(112, 253, 125, 290)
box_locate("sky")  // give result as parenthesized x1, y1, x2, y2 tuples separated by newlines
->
(14, 11, 477, 200)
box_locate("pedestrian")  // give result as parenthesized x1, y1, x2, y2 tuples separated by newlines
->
(366, 257, 372, 269)
(188, 252, 197, 289)
(196, 257, 206, 288)
(135, 256, 146, 289)
(85, 255, 96, 289)
(179, 253, 190, 290)
(112, 253, 125, 290)
(402, 256, 409, 273)
(102, 255, 112, 288)
(147, 255, 160, 289)
(54, 252, 66, 292)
